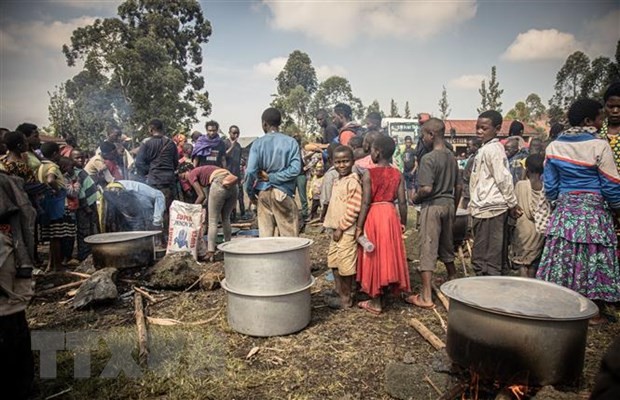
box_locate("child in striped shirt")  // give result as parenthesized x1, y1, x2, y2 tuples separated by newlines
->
(322, 146, 362, 309)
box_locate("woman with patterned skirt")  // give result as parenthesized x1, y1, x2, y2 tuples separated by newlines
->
(538, 99, 620, 325)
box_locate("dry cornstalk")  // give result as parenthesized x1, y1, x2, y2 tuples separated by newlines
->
(431, 283, 450, 311)
(408, 318, 445, 351)
(134, 292, 148, 367)
(133, 286, 157, 303)
(36, 280, 85, 296)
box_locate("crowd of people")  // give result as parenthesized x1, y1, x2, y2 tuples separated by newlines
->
(1, 81, 619, 397)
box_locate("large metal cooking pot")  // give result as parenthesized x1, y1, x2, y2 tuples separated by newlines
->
(85, 231, 160, 269)
(441, 277, 598, 386)
(453, 208, 469, 244)
(217, 237, 313, 295)
(221, 277, 314, 337)
(414, 206, 469, 245)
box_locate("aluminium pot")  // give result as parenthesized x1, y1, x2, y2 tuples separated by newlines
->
(441, 277, 598, 386)
(453, 208, 470, 244)
(221, 277, 314, 337)
(217, 237, 313, 294)
(415, 206, 470, 245)
(84, 231, 160, 269)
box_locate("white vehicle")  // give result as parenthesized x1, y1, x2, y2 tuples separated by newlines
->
(381, 118, 420, 143)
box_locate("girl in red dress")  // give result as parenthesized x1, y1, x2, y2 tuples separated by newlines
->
(356, 136, 409, 314)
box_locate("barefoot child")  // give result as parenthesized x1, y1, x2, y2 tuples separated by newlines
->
(408, 118, 462, 309)
(356, 136, 409, 314)
(323, 146, 362, 308)
(510, 154, 545, 277)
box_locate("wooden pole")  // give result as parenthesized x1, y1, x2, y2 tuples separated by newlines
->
(134, 293, 148, 367)
(408, 318, 445, 350)
(133, 286, 156, 303)
(458, 246, 468, 277)
(432, 283, 450, 311)
(36, 280, 85, 296)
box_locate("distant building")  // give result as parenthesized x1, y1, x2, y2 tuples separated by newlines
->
(443, 119, 539, 156)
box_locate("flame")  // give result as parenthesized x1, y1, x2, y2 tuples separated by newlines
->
(508, 384, 527, 400)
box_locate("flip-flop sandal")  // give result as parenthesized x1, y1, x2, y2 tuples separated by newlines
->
(357, 300, 382, 315)
(404, 294, 436, 310)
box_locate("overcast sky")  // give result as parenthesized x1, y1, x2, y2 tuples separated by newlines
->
(1, 0, 618, 139)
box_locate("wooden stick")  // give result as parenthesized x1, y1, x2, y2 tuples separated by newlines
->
(432, 283, 450, 311)
(458, 246, 468, 277)
(437, 383, 467, 400)
(231, 222, 253, 228)
(133, 286, 157, 303)
(63, 271, 91, 279)
(408, 318, 445, 350)
(424, 375, 442, 396)
(45, 387, 73, 400)
(432, 308, 447, 332)
(36, 280, 85, 296)
(134, 293, 148, 367)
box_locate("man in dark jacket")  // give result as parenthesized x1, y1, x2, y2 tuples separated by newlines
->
(135, 119, 179, 236)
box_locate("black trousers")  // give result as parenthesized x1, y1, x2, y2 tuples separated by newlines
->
(471, 211, 509, 276)
(0, 311, 34, 400)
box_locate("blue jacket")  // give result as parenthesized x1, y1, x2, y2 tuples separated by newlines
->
(244, 133, 301, 198)
(544, 132, 620, 209)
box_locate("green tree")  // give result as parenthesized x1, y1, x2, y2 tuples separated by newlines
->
(282, 85, 312, 132)
(525, 93, 546, 120)
(404, 101, 412, 119)
(505, 102, 530, 122)
(61, 0, 212, 141)
(549, 51, 591, 114)
(477, 80, 488, 114)
(366, 99, 383, 117)
(438, 86, 451, 120)
(547, 104, 565, 126)
(309, 76, 364, 121)
(506, 93, 547, 124)
(389, 99, 400, 118)
(487, 66, 504, 113)
(611, 40, 620, 82)
(581, 56, 613, 100)
(48, 83, 78, 140)
(276, 50, 318, 96)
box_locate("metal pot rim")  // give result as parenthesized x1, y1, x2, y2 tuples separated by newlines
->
(217, 237, 313, 255)
(221, 277, 315, 297)
(441, 276, 598, 321)
(85, 231, 160, 244)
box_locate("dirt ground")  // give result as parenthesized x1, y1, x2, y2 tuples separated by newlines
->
(27, 209, 620, 400)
